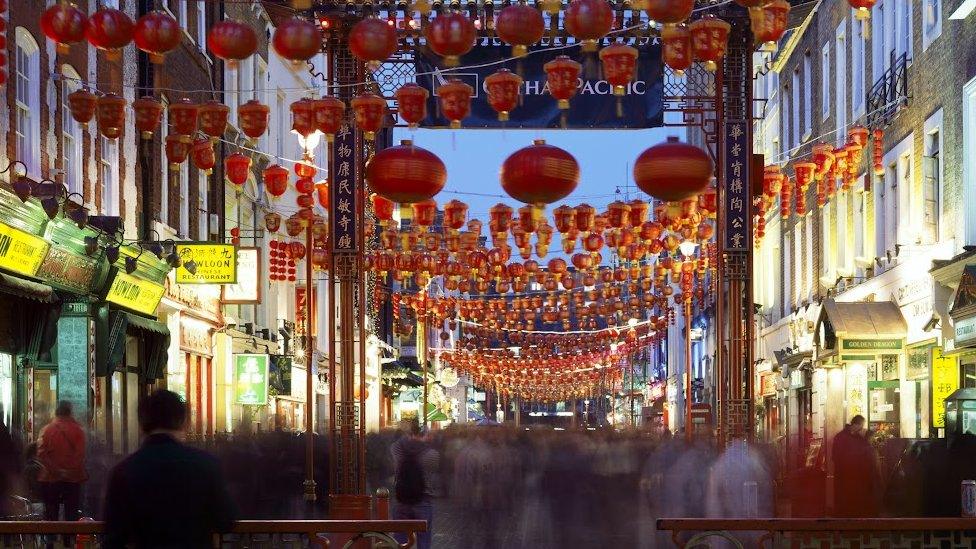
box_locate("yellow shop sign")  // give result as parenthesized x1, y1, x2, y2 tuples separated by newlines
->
(0, 222, 50, 277)
(175, 244, 237, 284)
(106, 272, 165, 316)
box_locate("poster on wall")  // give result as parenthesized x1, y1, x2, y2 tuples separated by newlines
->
(845, 363, 869, 423)
(234, 354, 269, 406)
(221, 248, 261, 304)
(932, 348, 959, 429)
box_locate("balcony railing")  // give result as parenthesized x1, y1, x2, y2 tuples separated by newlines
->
(658, 518, 976, 548)
(866, 52, 910, 129)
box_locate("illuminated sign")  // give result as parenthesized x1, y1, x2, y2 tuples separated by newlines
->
(932, 348, 959, 429)
(106, 272, 165, 316)
(841, 338, 903, 350)
(956, 316, 976, 346)
(175, 243, 237, 284)
(221, 248, 261, 304)
(0, 221, 49, 277)
(235, 353, 269, 406)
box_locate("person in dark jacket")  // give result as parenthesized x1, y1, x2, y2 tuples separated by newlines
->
(103, 390, 236, 548)
(832, 415, 881, 517)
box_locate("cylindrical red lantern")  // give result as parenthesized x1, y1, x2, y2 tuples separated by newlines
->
(312, 96, 345, 141)
(443, 200, 469, 231)
(272, 17, 322, 64)
(437, 79, 473, 129)
(634, 137, 713, 201)
(599, 43, 639, 96)
(412, 199, 438, 229)
(316, 181, 330, 209)
(297, 194, 315, 209)
(350, 93, 388, 141)
(85, 8, 134, 61)
(848, 0, 876, 21)
(132, 96, 164, 140)
(238, 99, 270, 142)
(484, 69, 523, 122)
(645, 0, 694, 26)
(68, 89, 97, 127)
(133, 10, 181, 64)
(812, 143, 835, 181)
(543, 55, 582, 110)
(661, 24, 693, 77)
(291, 98, 317, 140)
(225, 152, 251, 190)
(872, 128, 885, 176)
(198, 100, 230, 141)
(425, 12, 477, 67)
(263, 165, 290, 198)
(366, 139, 447, 203)
(496, 3, 545, 58)
(207, 19, 258, 65)
(751, 0, 790, 50)
(41, 3, 87, 54)
(289, 241, 307, 261)
(349, 17, 398, 70)
(371, 193, 396, 222)
(848, 125, 870, 148)
(500, 139, 580, 208)
(191, 138, 216, 175)
(564, 0, 614, 52)
(690, 15, 731, 72)
(165, 135, 190, 170)
(794, 162, 816, 191)
(395, 83, 429, 129)
(169, 99, 199, 140)
(96, 94, 126, 140)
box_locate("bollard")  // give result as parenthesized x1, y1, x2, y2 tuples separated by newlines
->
(962, 480, 976, 517)
(375, 487, 391, 520)
(743, 481, 759, 519)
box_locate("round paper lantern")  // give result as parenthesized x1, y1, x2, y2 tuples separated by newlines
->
(96, 94, 126, 140)
(86, 8, 134, 61)
(169, 98, 199, 139)
(41, 3, 87, 54)
(437, 79, 473, 129)
(133, 10, 181, 63)
(689, 15, 731, 72)
(238, 99, 270, 141)
(132, 96, 164, 139)
(645, 0, 694, 26)
(599, 43, 639, 95)
(263, 165, 290, 198)
(751, 0, 790, 50)
(500, 140, 580, 209)
(312, 96, 345, 141)
(225, 152, 251, 190)
(272, 17, 322, 63)
(351, 93, 388, 141)
(496, 3, 545, 58)
(349, 17, 398, 70)
(543, 55, 582, 110)
(662, 25, 692, 77)
(564, 0, 614, 52)
(165, 135, 190, 169)
(68, 89, 97, 126)
(634, 137, 712, 202)
(484, 69, 523, 122)
(199, 100, 230, 141)
(295, 177, 315, 194)
(208, 19, 258, 65)
(395, 83, 429, 129)
(190, 138, 216, 175)
(366, 140, 446, 203)
(425, 12, 477, 67)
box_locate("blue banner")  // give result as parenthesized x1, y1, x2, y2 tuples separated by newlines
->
(414, 44, 664, 129)
(723, 119, 750, 251)
(331, 123, 357, 252)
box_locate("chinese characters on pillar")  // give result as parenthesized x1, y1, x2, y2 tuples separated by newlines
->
(724, 120, 750, 251)
(331, 124, 357, 252)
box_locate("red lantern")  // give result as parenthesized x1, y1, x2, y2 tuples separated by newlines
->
(751, 0, 790, 50)
(484, 69, 523, 122)
(645, 0, 694, 26)
(872, 129, 885, 176)
(165, 135, 190, 170)
(225, 152, 251, 190)
(564, 0, 614, 52)
(496, 3, 545, 58)
(86, 8, 133, 61)
(295, 177, 315, 195)
(316, 181, 330, 208)
(41, 3, 87, 54)
(412, 199, 438, 229)
(207, 19, 257, 65)
(599, 43, 639, 96)
(544, 55, 582, 110)
(349, 17, 398, 70)
(661, 24, 692, 77)
(794, 162, 816, 191)
(238, 99, 270, 142)
(848, 0, 876, 21)
(351, 93, 388, 141)
(395, 83, 429, 129)
(272, 17, 322, 64)
(500, 139, 580, 208)
(443, 200, 469, 231)
(425, 12, 477, 67)
(366, 139, 446, 203)
(575, 204, 596, 233)
(779, 176, 792, 219)
(169, 99, 199, 140)
(124, 98, 162, 145)
(191, 138, 216, 175)
(371, 193, 395, 222)
(690, 15, 731, 72)
(265, 213, 282, 234)
(198, 100, 230, 141)
(96, 94, 126, 140)
(297, 194, 315, 209)
(634, 137, 713, 202)
(289, 241, 307, 261)
(133, 10, 181, 64)
(263, 165, 290, 198)
(312, 96, 345, 141)
(812, 143, 835, 181)
(68, 89, 97, 126)
(290, 98, 317, 140)
(437, 79, 473, 129)
(848, 125, 870, 148)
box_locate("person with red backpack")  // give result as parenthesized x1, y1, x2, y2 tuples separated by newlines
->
(391, 418, 439, 549)
(37, 401, 86, 522)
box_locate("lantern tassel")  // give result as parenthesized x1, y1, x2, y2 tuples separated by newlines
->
(560, 111, 568, 129)
(616, 97, 623, 118)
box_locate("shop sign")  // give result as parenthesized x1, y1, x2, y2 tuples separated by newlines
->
(0, 221, 49, 277)
(907, 344, 934, 380)
(179, 319, 212, 356)
(221, 248, 261, 304)
(932, 348, 959, 429)
(165, 276, 221, 316)
(235, 353, 269, 406)
(841, 338, 903, 351)
(175, 243, 237, 284)
(295, 286, 317, 336)
(106, 272, 165, 316)
(845, 363, 869, 421)
(790, 369, 805, 389)
(760, 373, 777, 397)
(35, 246, 98, 293)
(956, 316, 976, 347)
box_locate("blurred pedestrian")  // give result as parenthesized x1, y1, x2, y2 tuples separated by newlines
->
(37, 401, 86, 522)
(391, 418, 439, 549)
(831, 415, 880, 517)
(103, 390, 235, 548)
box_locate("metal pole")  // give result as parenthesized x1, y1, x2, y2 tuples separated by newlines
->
(420, 316, 428, 429)
(685, 297, 693, 443)
(304, 218, 316, 502)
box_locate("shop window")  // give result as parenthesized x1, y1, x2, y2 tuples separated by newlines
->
(963, 363, 976, 389)
(0, 354, 12, 428)
(33, 370, 58, 439)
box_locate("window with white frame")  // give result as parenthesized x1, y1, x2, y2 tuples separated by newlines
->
(255, 58, 269, 152)
(821, 43, 831, 121)
(275, 89, 286, 159)
(823, 201, 837, 280)
(782, 84, 791, 152)
(898, 0, 913, 61)
(804, 213, 813, 298)
(923, 124, 942, 244)
(852, 18, 866, 118)
(100, 138, 119, 216)
(196, 2, 206, 47)
(784, 232, 793, 313)
(62, 65, 84, 197)
(792, 69, 800, 146)
(873, 1, 886, 74)
(179, 165, 190, 237)
(803, 52, 812, 138)
(923, 0, 942, 50)
(160, 101, 170, 225)
(178, 0, 188, 29)
(835, 23, 847, 146)
(198, 172, 209, 240)
(794, 223, 802, 302)
(15, 29, 40, 178)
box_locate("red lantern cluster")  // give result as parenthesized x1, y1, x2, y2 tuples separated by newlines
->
(269, 240, 297, 282)
(634, 137, 713, 202)
(872, 129, 885, 176)
(208, 19, 258, 66)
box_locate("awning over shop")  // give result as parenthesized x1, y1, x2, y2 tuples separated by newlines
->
(97, 309, 170, 379)
(815, 299, 908, 352)
(0, 273, 56, 303)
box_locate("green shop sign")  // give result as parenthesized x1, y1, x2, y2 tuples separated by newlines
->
(235, 354, 269, 406)
(35, 246, 99, 293)
(841, 339, 903, 351)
